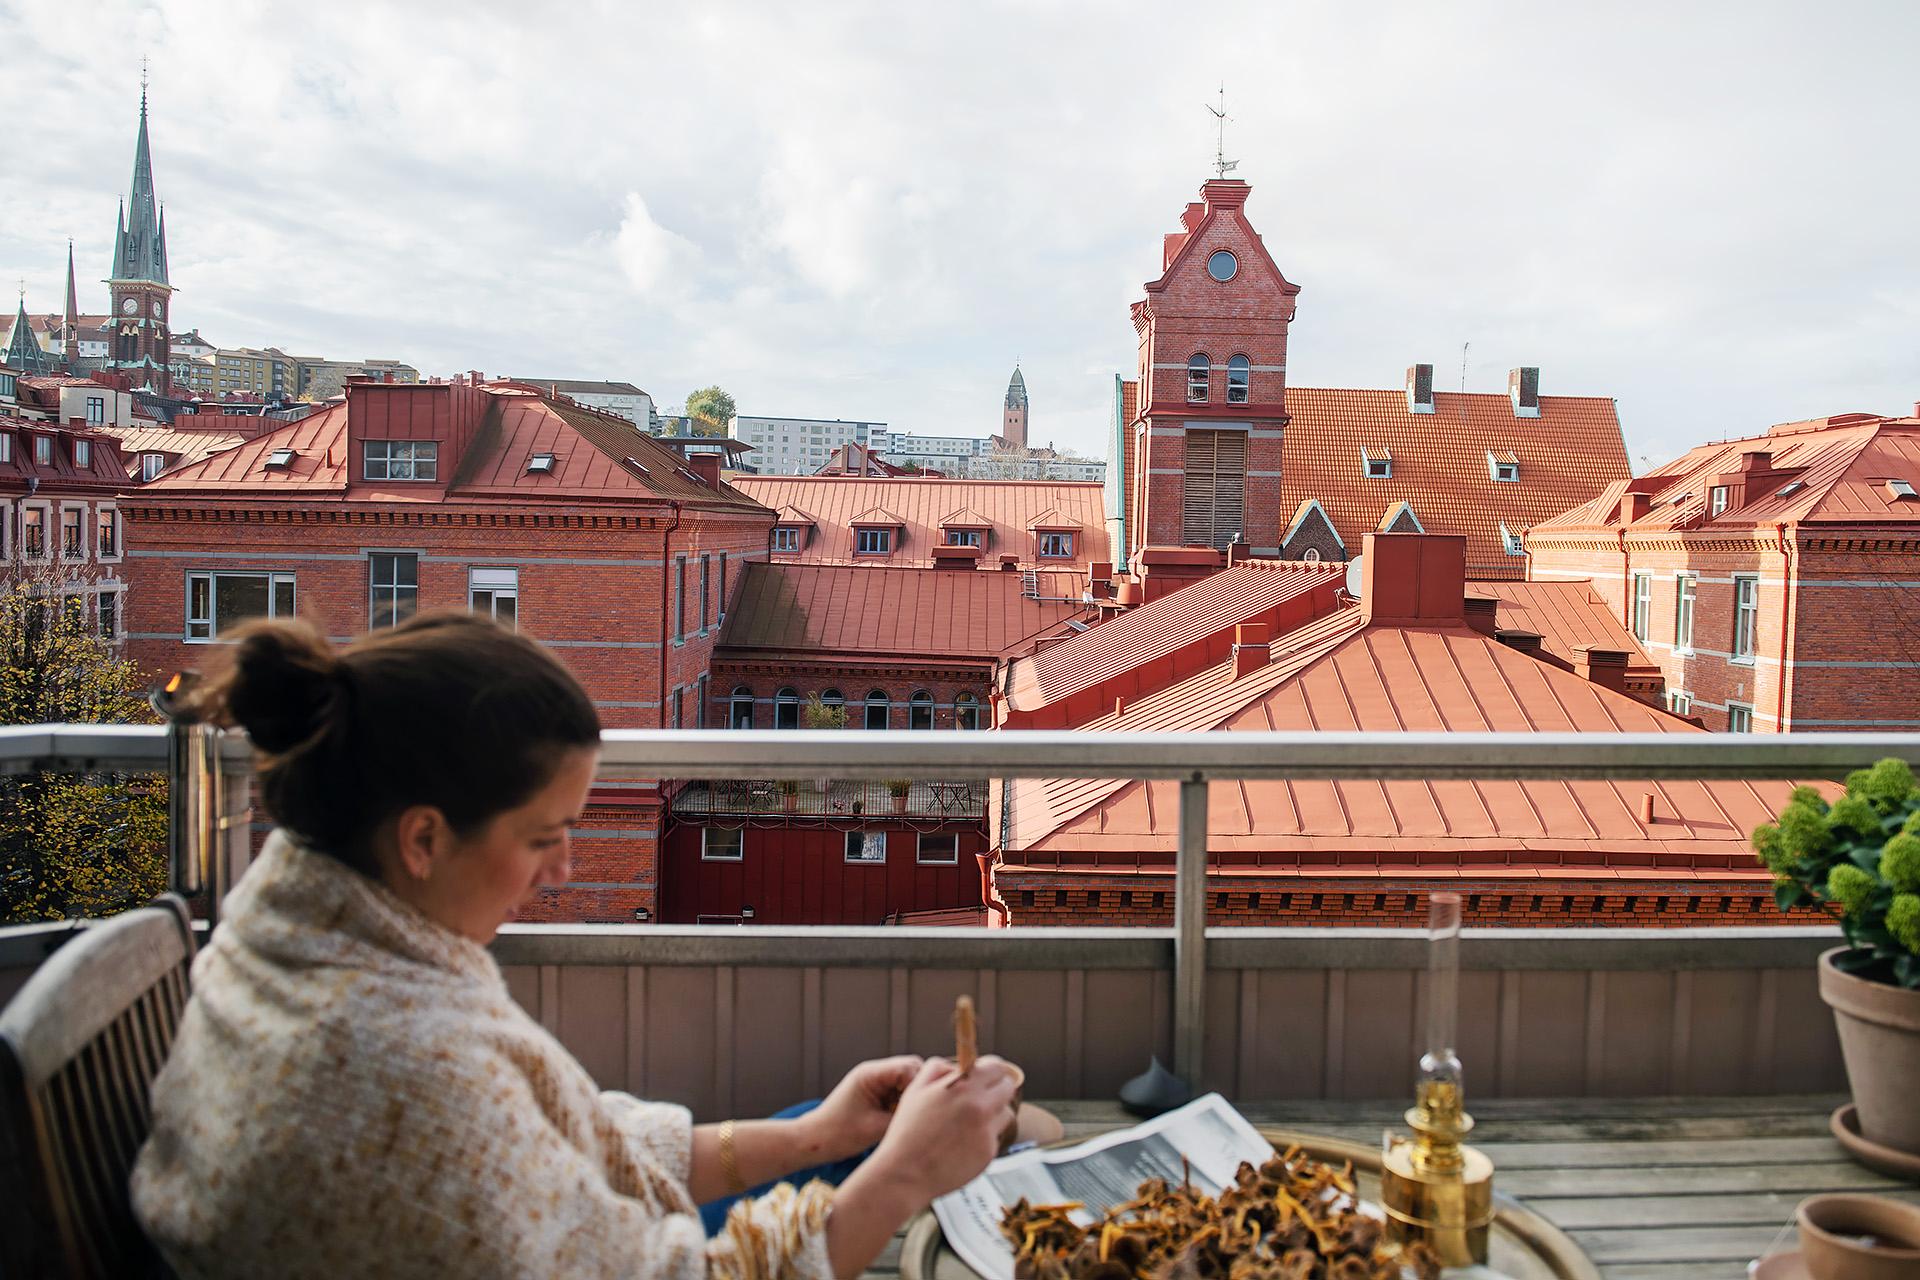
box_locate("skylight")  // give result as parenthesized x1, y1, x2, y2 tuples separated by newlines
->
(526, 452, 555, 474)
(1890, 479, 1918, 500)
(1776, 481, 1805, 497)
(264, 448, 296, 469)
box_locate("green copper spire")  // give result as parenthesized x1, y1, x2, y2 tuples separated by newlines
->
(111, 89, 169, 285)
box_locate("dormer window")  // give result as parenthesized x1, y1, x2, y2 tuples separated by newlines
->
(33, 435, 51, 465)
(1186, 354, 1210, 403)
(1500, 522, 1525, 555)
(1038, 531, 1074, 559)
(265, 448, 297, 470)
(1888, 479, 1917, 501)
(74, 439, 91, 467)
(142, 452, 165, 481)
(945, 528, 982, 547)
(526, 452, 555, 474)
(0, 433, 9, 463)
(772, 526, 802, 552)
(1486, 451, 1519, 482)
(1362, 446, 1392, 479)
(364, 439, 438, 481)
(1709, 485, 1731, 516)
(855, 528, 894, 555)
(1226, 355, 1250, 404)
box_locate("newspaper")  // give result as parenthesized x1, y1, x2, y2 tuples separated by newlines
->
(931, 1094, 1273, 1280)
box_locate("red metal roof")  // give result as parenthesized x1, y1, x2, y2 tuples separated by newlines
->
(732, 476, 1108, 568)
(0, 415, 130, 496)
(1472, 580, 1660, 680)
(1003, 559, 1347, 713)
(1278, 388, 1629, 579)
(718, 562, 1092, 660)
(1534, 415, 1920, 534)
(1000, 608, 1795, 872)
(100, 422, 247, 476)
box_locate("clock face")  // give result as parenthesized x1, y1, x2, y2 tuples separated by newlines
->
(121, 297, 138, 315)
(151, 301, 163, 319)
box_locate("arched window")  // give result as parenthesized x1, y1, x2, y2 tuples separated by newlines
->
(774, 687, 800, 730)
(1186, 354, 1210, 403)
(1301, 547, 1322, 563)
(728, 685, 755, 730)
(954, 692, 981, 731)
(864, 689, 891, 731)
(1227, 354, 1250, 404)
(909, 691, 934, 730)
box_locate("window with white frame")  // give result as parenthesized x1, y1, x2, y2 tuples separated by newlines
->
(470, 567, 518, 627)
(728, 686, 755, 729)
(142, 452, 165, 481)
(0, 434, 10, 463)
(1732, 575, 1759, 660)
(1226, 355, 1250, 405)
(187, 571, 296, 641)
(1669, 691, 1693, 716)
(1487, 452, 1519, 482)
(97, 590, 119, 642)
(909, 691, 934, 730)
(701, 828, 743, 861)
(1499, 523, 1525, 556)
(1362, 447, 1391, 479)
(97, 508, 117, 558)
(917, 833, 959, 865)
(1674, 574, 1696, 652)
(1632, 573, 1651, 641)
(1186, 354, 1210, 403)
(1709, 486, 1730, 517)
(844, 831, 886, 864)
(75, 438, 92, 465)
(864, 690, 891, 731)
(369, 553, 418, 629)
(1038, 532, 1074, 558)
(60, 507, 84, 558)
(1727, 703, 1754, 733)
(774, 687, 800, 730)
(363, 440, 439, 481)
(855, 528, 893, 555)
(33, 435, 50, 465)
(22, 506, 47, 558)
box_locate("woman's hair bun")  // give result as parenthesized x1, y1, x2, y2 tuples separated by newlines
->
(211, 620, 346, 755)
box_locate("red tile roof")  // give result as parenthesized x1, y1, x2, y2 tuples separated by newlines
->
(732, 476, 1108, 568)
(1533, 414, 1920, 535)
(1472, 580, 1660, 680)
(136, 384, 771, 513)
(1278, 388, 1629, 579)
(1000, 607, 1793, 874)
(717, 562, 1092, 661)
(1003, 559, 1347, 713)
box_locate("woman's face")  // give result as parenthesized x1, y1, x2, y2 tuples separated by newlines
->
(404, 747, 600, 943)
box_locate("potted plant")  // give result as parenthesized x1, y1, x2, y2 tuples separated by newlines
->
(801, 695, 847, 810)
(1754, 757, 1920, 1166)
(777, 778, 799, 814)
(886, 779, 911, 814)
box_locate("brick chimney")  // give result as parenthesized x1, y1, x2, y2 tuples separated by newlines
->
(1463, 594, 1500, 637)
(1226, 537, 1250, 566)
(1572, 645, 1630, 694)
(1406, 364, 1435, 415)
(1231, 622, 1271, 679)
(688, 452, 721, 490)
(1618, 490, 1652, 523)
(1495, 629, 1545, 657)
(1359, 533, 1466, 625)
(1509, 367, 1540, 419)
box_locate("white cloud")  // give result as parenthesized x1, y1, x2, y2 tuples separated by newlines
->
(613, 193, 699, 295)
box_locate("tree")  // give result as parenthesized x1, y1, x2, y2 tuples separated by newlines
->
(684, 386, 737, 437)
(0, 559, 167, 922)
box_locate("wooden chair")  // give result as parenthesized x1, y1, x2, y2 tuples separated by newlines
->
(0, 895, 194, 1279)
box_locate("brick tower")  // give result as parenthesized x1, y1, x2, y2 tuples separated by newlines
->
(1128, 179, 1299, 559)
(1002, 365, 1028, 450)
(106, 85, 174, 391)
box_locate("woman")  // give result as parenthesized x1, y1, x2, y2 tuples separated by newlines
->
(133, 614, 1020, 1279)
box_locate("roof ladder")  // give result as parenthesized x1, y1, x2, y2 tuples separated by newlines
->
(1021, 569, 1039, 599)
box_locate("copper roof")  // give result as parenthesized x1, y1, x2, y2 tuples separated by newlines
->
(99, 422, 247, 476)
(1277, 388, 1629, 578)
(732, 476, 1108, 568)
(1003, 559, 1347, 713)
(1472, 580, 1660, 679)
(717, 562, 1091, 661)
(1001, 607, 1793, 873)
(135, 384, 770, 512)
(1534, 414, 1920, 534)
(0, 415, 129, 495)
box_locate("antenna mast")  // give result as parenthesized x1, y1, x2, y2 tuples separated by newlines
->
(1206, 85, 1238, 179)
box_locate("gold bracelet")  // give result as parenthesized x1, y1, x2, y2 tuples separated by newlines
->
(719, 1118, 747, 1195)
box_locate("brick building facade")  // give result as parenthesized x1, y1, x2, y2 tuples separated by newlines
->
(1, 408, 131, 644)
(1527, 411, 1920, 731)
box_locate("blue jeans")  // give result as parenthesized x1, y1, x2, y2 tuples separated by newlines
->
(698, 1100, 871, 1237)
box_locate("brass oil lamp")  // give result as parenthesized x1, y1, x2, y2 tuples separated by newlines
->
(1381, 891, 1495, 1266)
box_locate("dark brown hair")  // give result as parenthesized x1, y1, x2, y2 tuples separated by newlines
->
(195, 613, 601, 873)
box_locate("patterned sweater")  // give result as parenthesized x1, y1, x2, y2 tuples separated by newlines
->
(132, 833, 835, 1279)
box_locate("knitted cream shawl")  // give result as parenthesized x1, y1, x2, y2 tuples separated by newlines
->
(133, 833, 835, 1279)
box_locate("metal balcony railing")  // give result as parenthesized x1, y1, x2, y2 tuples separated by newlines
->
(4, 723, 1918, 1091)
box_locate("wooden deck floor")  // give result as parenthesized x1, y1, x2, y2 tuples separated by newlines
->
(863, 1094, 1918, 1280)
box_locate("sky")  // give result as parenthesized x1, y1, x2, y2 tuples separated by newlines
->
(5, 0, 1917, 469)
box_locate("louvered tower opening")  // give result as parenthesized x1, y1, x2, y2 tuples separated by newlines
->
(1181, 429, 1247, 550)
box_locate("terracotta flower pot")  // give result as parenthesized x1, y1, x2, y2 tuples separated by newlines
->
(891, 793, 908, 814)
(1819, 947, 1920, 1158)
(1797, 1193, 1920, 1280)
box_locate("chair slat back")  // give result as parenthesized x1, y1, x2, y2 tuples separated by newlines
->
(0, 896, 194, 1279)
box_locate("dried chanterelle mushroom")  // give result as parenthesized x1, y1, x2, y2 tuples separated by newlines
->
(1000, 1146, 1441, 1280)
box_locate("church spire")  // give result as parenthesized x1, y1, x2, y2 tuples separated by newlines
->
(4, 291, 55, 375)
(62, 240, 79, 362)
(111, 82, 169, 286)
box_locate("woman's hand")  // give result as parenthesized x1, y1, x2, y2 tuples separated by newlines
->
(799, 1055, 923, 1163)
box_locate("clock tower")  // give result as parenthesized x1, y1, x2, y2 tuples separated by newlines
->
(106, 85, 174, 391)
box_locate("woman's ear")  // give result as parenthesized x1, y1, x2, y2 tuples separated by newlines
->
(392, 805, 455, 881)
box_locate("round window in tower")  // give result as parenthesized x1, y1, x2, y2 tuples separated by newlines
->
(1207, 249, 1238, 282)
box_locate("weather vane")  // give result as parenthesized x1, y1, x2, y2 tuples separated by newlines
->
(1206, 85, 1238, 179)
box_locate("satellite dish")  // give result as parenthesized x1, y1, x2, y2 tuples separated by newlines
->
(1344, 555, 1364, 598)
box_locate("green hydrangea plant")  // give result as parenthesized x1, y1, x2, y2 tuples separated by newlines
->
(1753, 758, 1920, 989)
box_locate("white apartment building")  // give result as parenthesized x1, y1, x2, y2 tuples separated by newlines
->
(512, 378, 654, 428)
(731, 416, 889, 475)
(962, 454, 1106, 482)
(883, 432, 984, 472)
